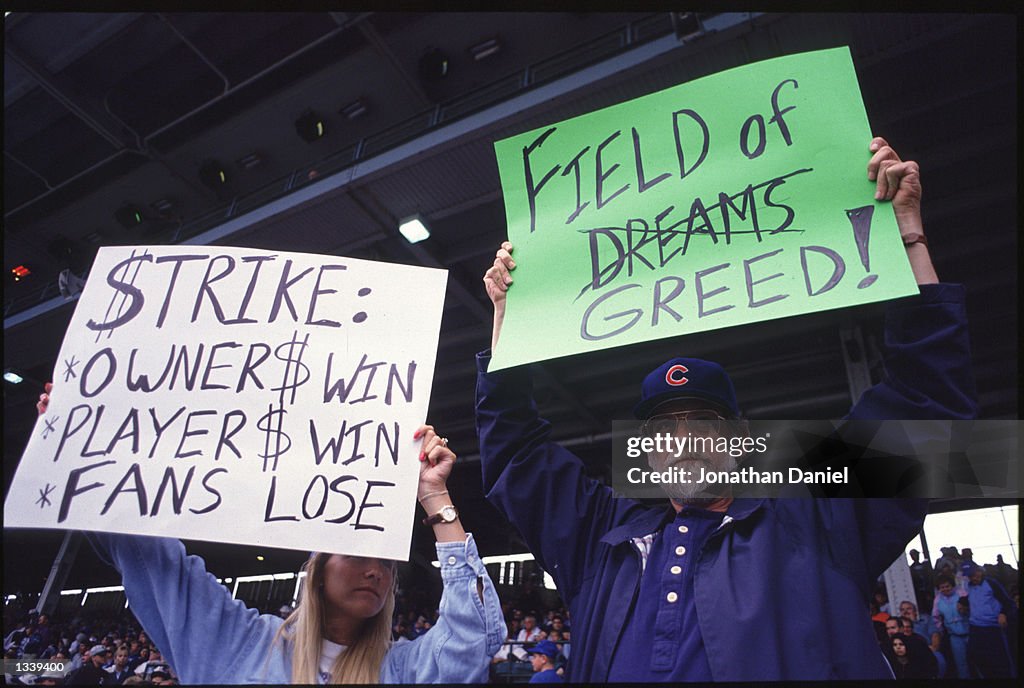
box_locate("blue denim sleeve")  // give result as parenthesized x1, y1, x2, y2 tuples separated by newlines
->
(383, 533, 506, 683)
(86, 531, 284, 684)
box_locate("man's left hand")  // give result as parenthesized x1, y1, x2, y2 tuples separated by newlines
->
(867, 136, 922, 236)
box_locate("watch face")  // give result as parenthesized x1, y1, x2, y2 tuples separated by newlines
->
(441, 505, 458, 522)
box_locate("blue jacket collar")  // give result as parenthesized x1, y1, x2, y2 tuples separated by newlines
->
(599, 498, 766, 545)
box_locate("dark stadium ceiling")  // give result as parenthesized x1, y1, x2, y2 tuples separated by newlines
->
(3, 12, 1018, 592)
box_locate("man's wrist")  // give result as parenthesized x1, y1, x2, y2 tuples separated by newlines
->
(901, 231, 928, 248)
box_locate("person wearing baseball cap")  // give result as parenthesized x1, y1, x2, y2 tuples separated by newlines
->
(477, 137, 979, 682)
(526, 639, 562, 683)
(65, 645, 109, 685)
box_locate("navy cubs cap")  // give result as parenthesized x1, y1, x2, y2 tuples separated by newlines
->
(527, 639, 560, 659)
(633, 357, 740, 419)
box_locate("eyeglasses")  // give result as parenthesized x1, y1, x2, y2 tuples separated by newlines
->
(641, 410, 728, 437)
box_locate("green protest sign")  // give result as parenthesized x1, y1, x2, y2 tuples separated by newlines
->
(490, 47, 919, 371)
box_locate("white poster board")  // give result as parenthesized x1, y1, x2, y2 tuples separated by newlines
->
(4, 246, 448, 560)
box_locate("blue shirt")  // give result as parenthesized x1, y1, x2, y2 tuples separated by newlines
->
(608, 507, 723, 681)
(87, 532, 505, 683)
(530, 668, 563, 683)
(912, 614, 937, 640)
(967, 578, 1011, 627)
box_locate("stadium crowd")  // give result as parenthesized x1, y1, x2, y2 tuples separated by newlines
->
(4, 543, 1017, 684)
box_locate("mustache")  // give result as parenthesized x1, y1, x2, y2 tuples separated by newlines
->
(666, 453, 711, 466)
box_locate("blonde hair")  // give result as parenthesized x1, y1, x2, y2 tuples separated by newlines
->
(272, 552, 395, 684)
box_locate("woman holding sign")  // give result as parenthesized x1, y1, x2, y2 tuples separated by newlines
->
(37, 388, 504, 684)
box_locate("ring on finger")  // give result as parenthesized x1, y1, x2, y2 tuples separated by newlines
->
(440, 437, 449, 447)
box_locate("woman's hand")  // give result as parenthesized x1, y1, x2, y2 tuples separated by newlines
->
(37, 382, 53, 416)
(414, 424, 455, 499)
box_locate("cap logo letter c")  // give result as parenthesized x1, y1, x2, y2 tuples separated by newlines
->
(665, 364, 689, 386)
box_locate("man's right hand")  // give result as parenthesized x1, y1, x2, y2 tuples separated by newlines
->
(483, 241, 515, 352)
(37, 382, 52, 416)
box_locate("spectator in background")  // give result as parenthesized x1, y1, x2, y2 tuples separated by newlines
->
(987, 554, 1018, 591)
(69, 643, 90, 672)
(133, 647, 165, 678)
(873, 586, 891, 619)
(964, 563, 1016, 678)
(932, 573, 969, 678)
(491, 629, 517, 666)
(883, 617, 903, 643)
(129, 647, 149, 673)
(106, 644, 133, 685)
(934, 547, 958, 576)
(68, 633, 88, 658)
(926, 628, 947, 678)
(513, 615, 543, 660)
(869, 600, 888, 628)
(145, 663, 173, 684)
(908, 549, 934, 613)
(888, 636, 932, 680)
(897, 616, 937, 677)
(527, 640, 563, 683)
(898, 600, 937, 646)
(35, 666, 67, 686)
(66, 645, 111, 685)
(959, 548, 977, 581)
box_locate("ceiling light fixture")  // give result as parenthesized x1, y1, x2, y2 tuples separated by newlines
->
(114, 204, 146, 229)
(237, 151, 263, 170)
(469, 37, 501, 61)
(199, 160, 228, 190)
(294, 111, 326, 143)
(398, 215, 430, 244)
(340, 99, 368, 120)
(151, 198, 174, 216)
(672, 12, 704, 42)
(418, 48, 449, 82)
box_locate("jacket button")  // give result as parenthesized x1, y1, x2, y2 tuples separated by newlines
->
(666, 592, 678, 603)
(678, 525, 689, 534)
(670, 565, 682, 575)
(675, 546, 686, 556)
(447, 555, 457, 565)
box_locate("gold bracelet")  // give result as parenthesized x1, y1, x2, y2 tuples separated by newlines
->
(419, 489, 448, 502)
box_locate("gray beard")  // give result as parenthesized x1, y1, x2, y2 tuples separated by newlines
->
(659, 452, 739, 503)
(671, 496, 722, 507)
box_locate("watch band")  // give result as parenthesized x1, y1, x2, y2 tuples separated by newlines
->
(422, 504, 458, 526)
(902, 231, 928, 247)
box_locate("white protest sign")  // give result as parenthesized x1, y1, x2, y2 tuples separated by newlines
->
(4, 246, 448, 560)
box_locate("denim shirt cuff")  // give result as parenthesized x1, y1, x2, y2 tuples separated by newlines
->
(435, 533, 486, 581)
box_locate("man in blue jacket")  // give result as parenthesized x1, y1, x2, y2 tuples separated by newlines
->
(965, 563, 1016, 678)
(476, 137, 979, 681)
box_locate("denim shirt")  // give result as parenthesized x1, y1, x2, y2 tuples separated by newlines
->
(87, 532, 505, 683)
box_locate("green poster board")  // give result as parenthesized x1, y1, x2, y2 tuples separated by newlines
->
(490, 47, 918, 371)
